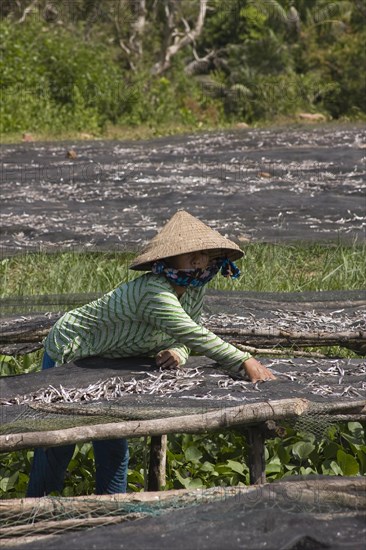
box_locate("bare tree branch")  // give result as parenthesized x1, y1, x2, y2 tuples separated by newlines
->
(17, 0, 39, 23)
(152, 0, 208, 75)
(113, 0, 146, 71)
(185, 48, 216, 75)
(114, 1, 135, 71)
(128, 0, 146, 57)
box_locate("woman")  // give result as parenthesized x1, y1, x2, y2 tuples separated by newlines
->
(27, 210, 274, 497)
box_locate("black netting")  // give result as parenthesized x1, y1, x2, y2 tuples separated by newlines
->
(4, 478, 364, 550)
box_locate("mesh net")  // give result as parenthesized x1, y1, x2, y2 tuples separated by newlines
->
(1, 357, 365, 439)
(1, 479, 365, 549)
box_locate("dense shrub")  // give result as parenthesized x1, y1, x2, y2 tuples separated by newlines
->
(198, 0, 366, 123)
(0, 20, 123, 132)
(0, 19, 222, 135)
(1, 1, 366, 135)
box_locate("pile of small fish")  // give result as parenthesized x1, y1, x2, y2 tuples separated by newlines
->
(2, 359, 365, 406)
(202, 308, 366, 333)
(1, 367, 209, 406)
(271, 358, 366, 399)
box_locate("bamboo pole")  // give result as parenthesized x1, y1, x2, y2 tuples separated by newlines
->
(0, 314, 60, 343)
(0, 487, 250, 520)
(0, 342, 43, 356)
(1, 313, 364, 348)
(217, 328, 366, 341)
(0, 515, 143, 538)
(306, 399, 366, 414)
(1, 479, 365, 520)
(1, 399, 365, 454)
(1, 326, 363, 345)
(234, 344, 328, 358)
(0, 398, 309, 452)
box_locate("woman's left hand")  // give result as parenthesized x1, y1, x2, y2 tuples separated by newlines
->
(242, 357, 276, 382)
(155, 349, 181, 369)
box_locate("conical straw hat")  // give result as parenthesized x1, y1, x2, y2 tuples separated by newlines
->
(130, 210, 244, 271)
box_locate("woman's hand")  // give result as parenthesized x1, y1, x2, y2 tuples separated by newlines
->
(155, 349, 181, 369)
(242, 357, 276, 383)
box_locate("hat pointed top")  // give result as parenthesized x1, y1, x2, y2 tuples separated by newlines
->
(130, 210, 243, 271)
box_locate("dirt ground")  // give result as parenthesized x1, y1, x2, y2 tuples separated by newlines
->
(1, 123, 365, 256)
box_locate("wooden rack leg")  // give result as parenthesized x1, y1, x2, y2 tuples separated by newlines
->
(147, 434, 167, 491)
(246, 425, 266, 485)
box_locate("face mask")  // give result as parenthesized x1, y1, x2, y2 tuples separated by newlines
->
(151, 258, 241, 288)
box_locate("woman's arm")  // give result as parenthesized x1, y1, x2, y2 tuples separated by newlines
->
(137, 284, 255, 375)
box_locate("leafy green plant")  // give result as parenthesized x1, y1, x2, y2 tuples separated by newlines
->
(0, 352, 41, 376)
(264, 422, 365, 480)
(0, 450, 33, 498)
(165, 432, 250, 490)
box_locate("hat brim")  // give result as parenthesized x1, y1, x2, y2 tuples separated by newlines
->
(130, 246, 244, 271)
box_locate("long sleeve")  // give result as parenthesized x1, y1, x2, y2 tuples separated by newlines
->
(166, 285, 204, 365)
(137, 280, 251, 373)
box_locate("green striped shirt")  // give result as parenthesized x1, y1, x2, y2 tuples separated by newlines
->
(45, 273, 251, 373)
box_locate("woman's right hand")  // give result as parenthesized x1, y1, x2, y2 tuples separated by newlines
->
(155, 349, 181, 369)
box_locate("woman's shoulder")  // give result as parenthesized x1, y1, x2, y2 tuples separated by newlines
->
(123, 272, 172, 293)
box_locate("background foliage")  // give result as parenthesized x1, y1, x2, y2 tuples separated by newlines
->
(1, 0, 365, 137)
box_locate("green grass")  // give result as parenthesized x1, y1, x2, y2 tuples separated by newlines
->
(0, 120, 231, 146)
(1, 241, 365, 298)
(211, 241, 366, 293)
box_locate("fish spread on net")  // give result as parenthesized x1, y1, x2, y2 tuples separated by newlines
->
(202, 308, 366, 333)
(2, 360, 365, 407)
(1, 126, 365, 256)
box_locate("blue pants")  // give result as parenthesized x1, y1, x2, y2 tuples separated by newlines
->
(26, 352, 129, 497)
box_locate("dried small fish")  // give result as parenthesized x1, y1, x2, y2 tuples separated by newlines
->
(2, 358, 365, 407)
(281, 373, 297, 381)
